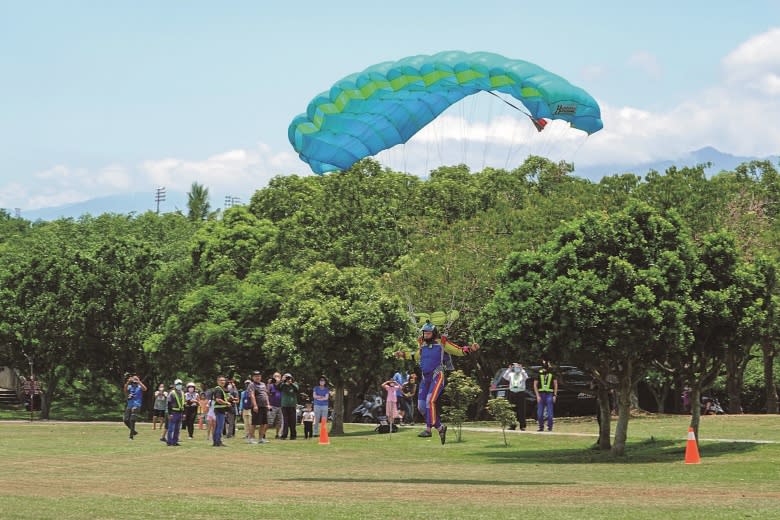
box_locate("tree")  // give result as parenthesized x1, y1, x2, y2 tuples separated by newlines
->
(662, 232, 763, 438)
(486, 397, 515, 447)
(264, 262, 410, 435)
(479, 203, 694, 455)
(187, 182, 211, 221)
(441, 370, 481, 442)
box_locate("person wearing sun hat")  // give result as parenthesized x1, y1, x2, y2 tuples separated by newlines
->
(183, 382, 199, 439)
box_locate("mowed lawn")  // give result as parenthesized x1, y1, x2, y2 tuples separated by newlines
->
(1, 415, 779, 520)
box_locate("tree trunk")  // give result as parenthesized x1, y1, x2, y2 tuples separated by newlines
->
(330, 381, 345, 435)
(611, 377, 632, 456)
(725, 348, 746, 414)
(629, 381, 640, 410)
(689, 386, 702, 444)
(763, 340, 778, 414)
(40, 371, 59, 420)
(597, 385, 611, 450)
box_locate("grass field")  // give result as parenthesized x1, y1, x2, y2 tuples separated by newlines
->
(1, 415, 779, 519)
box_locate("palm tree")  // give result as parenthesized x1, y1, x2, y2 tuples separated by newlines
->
(187, 182, 210, 221)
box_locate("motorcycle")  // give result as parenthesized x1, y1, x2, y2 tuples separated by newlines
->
(701, 396, 725, 415)
(351, 392, 383, 423)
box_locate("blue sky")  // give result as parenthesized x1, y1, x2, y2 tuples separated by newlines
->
(2, 1, 779, 211)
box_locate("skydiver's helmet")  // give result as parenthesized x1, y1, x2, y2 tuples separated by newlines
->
(420, 321, 439, 343)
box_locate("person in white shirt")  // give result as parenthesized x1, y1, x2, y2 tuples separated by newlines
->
(502, 363, 529, 431)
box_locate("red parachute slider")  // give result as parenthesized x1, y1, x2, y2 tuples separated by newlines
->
(531, 117, 548, 132)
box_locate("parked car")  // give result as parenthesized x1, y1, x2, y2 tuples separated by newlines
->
(489, 365, 597, 417)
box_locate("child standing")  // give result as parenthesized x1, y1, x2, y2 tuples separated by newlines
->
(301, 403, 315, 439)
(382, 379, 399, 425)
(152, 384, 167, 430)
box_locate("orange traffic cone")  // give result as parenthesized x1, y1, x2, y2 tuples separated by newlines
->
(685, 427, 701, 464)
(318, 417, 330, 445)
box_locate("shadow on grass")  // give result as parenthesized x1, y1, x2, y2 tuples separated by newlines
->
(280, 477, 577, 486)
(472, 437, 760, 464)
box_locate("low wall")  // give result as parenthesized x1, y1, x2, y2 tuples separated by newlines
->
(0, 367, 23, 399)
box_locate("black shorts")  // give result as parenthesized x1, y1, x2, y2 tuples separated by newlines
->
(153, 409, 166, 417)
(251, 407, 268, 426)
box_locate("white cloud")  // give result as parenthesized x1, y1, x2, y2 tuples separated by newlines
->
(723, 27, 780, 95)
(140, 144, 301, 194)
(628, 51, 663, 80)
(1, 145, 302, 211)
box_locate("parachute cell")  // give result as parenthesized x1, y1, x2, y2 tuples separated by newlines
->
(288, 51, 603, 174)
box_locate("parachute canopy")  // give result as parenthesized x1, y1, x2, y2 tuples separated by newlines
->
(288, 51, 603, 175)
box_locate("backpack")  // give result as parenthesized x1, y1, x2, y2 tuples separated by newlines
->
(374, 415, 398, 434)
(241, 390, 252, 410)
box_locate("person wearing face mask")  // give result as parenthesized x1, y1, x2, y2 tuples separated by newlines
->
(152, 383, 168, 431)
(166, 379, 185, 446)
(123, 374, 147, 440)
(312, 376, 330, 437)
(502, 363, 529, 431)
(183, 383, 199, 439)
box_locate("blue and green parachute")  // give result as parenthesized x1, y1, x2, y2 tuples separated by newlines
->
(288, 51, 603, 175)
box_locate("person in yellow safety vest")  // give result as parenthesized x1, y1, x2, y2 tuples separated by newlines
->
(533, 363, 558, 432)
(166, 379, 185, 446)
(212, 376, 232, 447)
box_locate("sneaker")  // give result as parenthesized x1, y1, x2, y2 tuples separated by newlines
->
(439, 425, 448, 445)
(537, 428, 544, 432)
(129, 435, 134, 441)
(418, 430, 432, 438)
(246, 439, 258, 444)
(159, 437, 166, 442)
(258, 438, 269, 444)
(131, 429, 138, 436)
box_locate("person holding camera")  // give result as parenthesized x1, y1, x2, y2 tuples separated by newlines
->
(502, 363, 529, 431)
(123, 374, 147, 440)
(278, 373, 299, 440)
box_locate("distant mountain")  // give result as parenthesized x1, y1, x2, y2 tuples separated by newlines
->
(574, 146, 780, 180)
(18, 190, 251, 221)
(12, 147, 779, 221)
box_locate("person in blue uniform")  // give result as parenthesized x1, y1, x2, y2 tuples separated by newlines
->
(394, 321, 479, 444)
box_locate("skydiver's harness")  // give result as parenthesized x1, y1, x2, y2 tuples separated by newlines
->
(419, 339, 457, 378)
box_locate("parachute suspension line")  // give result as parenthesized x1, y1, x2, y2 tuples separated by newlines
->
(485, 90, 547, 132)
(568, 133, 590, 170)
(481, 92, 495, 172)
(504, 109, 523, 170)
(459, 99, 467, 166)
(402, 142, 408, 174)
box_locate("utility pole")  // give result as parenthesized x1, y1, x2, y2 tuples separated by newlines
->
(155, 186, 166, 214)
(224, 195, 241, 209)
